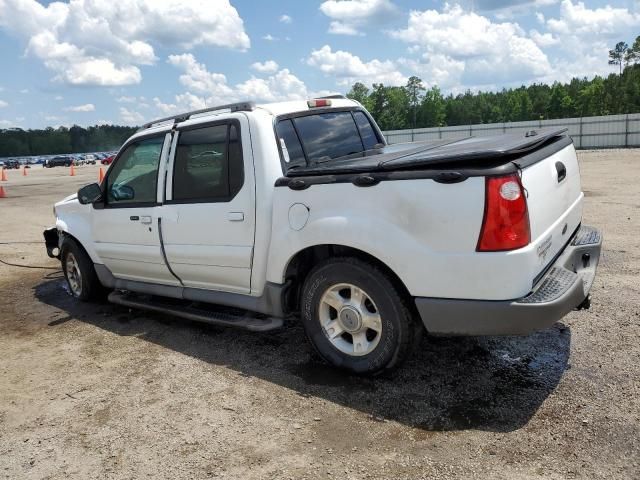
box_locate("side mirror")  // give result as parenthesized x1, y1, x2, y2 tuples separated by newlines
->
(78, 183, 103, 205)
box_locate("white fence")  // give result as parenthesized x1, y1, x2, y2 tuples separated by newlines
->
(382, 113, 640, 149)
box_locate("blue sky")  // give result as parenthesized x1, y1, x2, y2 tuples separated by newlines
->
(0, 0, 638, 128)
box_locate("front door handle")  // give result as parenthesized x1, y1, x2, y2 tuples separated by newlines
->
(227, 212, 244, 222)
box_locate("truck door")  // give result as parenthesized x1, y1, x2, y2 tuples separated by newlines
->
(92, 132, 179, 286)
(160, 117, 256, 294)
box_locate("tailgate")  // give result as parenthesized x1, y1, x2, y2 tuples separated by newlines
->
(519, 142, 583, 276)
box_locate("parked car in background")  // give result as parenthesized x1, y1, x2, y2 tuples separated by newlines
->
(45, 156, 74, 168)
(101, 155, 115, 165)
(3, 159, 20, 169)
(84, 154, 97, 165)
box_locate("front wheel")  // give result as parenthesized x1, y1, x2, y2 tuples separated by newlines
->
(61, 238, 107, 301)
(300, 257, 418, 375)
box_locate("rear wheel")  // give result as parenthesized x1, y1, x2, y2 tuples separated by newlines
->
(61, 238, 107, 301)
(300, 257, 417, 375)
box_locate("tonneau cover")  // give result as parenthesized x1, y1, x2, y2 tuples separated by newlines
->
(286, 127, 568, 177)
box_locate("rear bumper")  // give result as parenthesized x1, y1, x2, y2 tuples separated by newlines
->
(415, 225, 602, 336)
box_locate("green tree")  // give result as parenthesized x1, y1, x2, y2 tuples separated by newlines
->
(609, 41, 629, 75)
(346, 82, 372, 111)
(419, 86, 446, 127)
(625, 36, 640, 65)
(405, 76, 425, 128)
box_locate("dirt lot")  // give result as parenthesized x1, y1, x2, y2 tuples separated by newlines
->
(0, 153, 638, 480)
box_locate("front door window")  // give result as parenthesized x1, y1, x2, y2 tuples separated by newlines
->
(107, 136, 164, 205)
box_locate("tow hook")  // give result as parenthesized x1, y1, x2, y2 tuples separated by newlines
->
(576, 294, 591, 311)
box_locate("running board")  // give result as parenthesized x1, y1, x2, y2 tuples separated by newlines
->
(108, 291, 283, 332)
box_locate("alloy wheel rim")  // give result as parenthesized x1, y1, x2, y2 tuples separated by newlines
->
(65, 253, 82, 297)
(318, 283, 382, 357)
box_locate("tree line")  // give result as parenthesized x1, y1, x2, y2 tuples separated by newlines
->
(1, 36, 639, 156)
(349, 36, 640, 131)
(0, 125, 137, 157)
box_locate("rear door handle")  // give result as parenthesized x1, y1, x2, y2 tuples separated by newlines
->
(140, 216, 152, 224)
(227, 212, 244, 222)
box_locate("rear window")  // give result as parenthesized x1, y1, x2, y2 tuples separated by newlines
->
(276, 110, 381, 167)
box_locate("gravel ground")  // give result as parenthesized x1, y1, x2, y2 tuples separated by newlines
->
(0, 152, 638, 480)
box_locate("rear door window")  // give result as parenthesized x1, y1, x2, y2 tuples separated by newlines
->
(172, 123, 244, 203)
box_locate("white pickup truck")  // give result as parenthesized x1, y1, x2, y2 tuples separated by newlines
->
(45, 97, 602, 374)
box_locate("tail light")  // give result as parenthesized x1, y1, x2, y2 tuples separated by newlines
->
(477, 174, 530, 252)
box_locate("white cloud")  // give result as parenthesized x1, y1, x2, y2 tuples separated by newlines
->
(0, 100, 7, 108)
(263, 34, 277, 41)
(64, 103, 95, 112)
(327, 22, 363, 36)
(153, 93, 206, 116)
(251, 60, 279, 73)
(0, 0, 250, 87)
(319, 0, 398, 35)
(389, 5, 551, 87)
(0, 119, 16, 128)
(398, 55, 465, 90)
(279, 14, 292, 24)
(538, 0, 640, 80)
(117, 96, 136, 103)
(165, 53, 309, 110)
(168, 53, 234, 102)
(547, 0, 640, 38)
(307, 45, 406, 86)
(19, 89, 28, 94)
(236, 69, 308, 102)
(119, 107, 144, 125)
(529, 29, 559, 47)
(54, 95, 63, 101)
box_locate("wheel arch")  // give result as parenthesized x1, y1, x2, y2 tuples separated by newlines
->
(282, 244, 414, 316)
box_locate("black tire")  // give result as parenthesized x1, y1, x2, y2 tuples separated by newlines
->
(300, 257, 417, 375)
(60, 238, 107, 302)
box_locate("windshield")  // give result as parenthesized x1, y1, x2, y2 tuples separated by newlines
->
(276, 110, 382, 168)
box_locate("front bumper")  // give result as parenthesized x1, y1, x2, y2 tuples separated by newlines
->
(415, 225, 602, 336)
(44, 227, 61, 259)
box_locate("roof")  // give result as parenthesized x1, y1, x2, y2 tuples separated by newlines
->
(137, 96, 361, 131)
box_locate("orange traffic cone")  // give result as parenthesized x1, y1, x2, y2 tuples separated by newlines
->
(70, 164, 75, 176)
(0, 186, 6, 198)
(22, 166, 27, 176)
(98, 167, 105, 183)
(1, 168, 7, 181)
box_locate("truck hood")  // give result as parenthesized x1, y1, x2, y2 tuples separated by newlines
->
(287, 127, 568, 176)
(55, 193, 78, 207)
